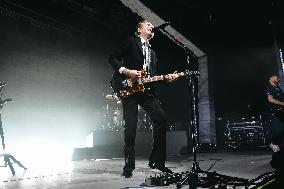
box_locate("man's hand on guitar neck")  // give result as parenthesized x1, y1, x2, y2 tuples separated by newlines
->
(268, 95, 284, 109)
(166, 71, 179, 83)
(122, 68, 142, 79)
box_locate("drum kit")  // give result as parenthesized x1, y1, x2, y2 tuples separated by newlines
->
(102, 94, 153, 131)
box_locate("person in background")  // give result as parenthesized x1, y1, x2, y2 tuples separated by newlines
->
(266, 75, 284, 152)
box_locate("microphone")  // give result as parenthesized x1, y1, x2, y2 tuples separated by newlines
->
(152, 22, 171, 32)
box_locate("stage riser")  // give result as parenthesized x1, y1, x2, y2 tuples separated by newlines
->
(72, 131, 188, 160)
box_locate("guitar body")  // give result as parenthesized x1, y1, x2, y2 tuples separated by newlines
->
(274, 106, 284, 114)
(117, 84, 145, 99)
(110, 70, 148, 99)
(110, 72, 126, 93)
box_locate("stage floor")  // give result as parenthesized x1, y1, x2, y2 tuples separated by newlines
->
(0, 150, 274, 189)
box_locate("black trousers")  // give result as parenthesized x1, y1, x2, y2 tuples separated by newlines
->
(122, 91, 167, 170)
(273, 111, 284, 145)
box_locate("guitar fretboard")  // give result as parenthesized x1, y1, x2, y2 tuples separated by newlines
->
(141, 72, 187, 84)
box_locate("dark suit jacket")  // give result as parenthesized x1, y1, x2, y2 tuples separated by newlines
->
(109, 35, 157, 76)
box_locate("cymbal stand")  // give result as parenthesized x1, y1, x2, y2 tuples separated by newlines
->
(0, 81, 27, 175)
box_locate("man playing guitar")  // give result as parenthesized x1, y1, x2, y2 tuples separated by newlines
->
(109, 20, 178, 178)
(267, 75, 284, 152)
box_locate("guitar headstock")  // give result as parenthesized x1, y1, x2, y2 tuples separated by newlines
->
(185, 70, 200, 77)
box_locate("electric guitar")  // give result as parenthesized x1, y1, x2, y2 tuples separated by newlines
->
(272, 105, 284, 113)
(110, 70, 199, 99)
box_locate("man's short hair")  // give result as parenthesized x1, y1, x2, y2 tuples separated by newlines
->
(135, 20, 148, 36)
(269, 75, 279, 79)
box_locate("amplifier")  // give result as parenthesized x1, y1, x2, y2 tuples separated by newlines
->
(224, 121, 266, 149)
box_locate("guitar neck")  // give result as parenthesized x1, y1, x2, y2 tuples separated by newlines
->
(141, 72, 186, 84)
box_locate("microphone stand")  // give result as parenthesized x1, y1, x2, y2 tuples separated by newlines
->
(0, 81, 27, 175)
(158, 28, 202, 189)
(176, 40, 201, 189)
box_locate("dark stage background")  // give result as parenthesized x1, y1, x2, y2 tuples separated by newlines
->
(0, 0, 283, 150)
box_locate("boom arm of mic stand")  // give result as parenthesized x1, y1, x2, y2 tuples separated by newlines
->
(160, 28, 197, 59)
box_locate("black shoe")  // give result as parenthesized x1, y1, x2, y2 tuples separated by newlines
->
(122, 169, 133, 178)
(148, 163, 173, 173)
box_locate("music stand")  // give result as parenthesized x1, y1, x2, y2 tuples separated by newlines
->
(0, 81, 27, 175)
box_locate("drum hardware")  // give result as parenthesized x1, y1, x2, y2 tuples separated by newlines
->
(102, 95, 153, 131)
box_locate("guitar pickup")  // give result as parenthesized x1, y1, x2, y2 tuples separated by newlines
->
(122, 79, 132, 88)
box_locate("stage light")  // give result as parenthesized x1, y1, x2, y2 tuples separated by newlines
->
(8, 140, 74, 174)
